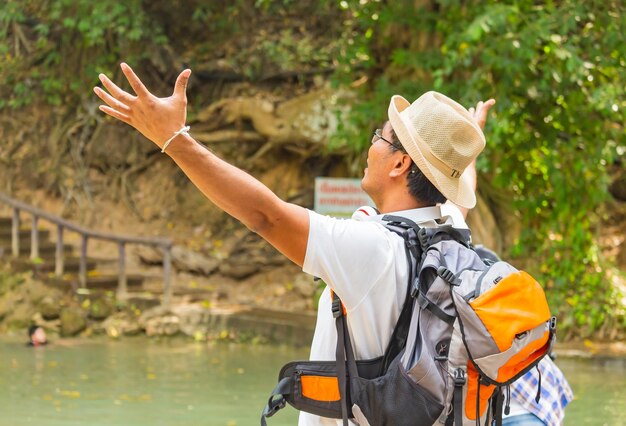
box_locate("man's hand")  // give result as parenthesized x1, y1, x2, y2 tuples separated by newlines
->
(93, 63, 191, 149)
(469, 99, 496, 130)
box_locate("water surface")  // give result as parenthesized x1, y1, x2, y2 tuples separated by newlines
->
(1, 337, 624, 425)
(1, 337, 306, 426)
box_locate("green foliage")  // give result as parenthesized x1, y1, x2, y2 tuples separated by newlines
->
(0, 265, 26, 297)
(0, 0, 349, 106)
(333, 0, 625, 338)
(0, 0, 166, 109)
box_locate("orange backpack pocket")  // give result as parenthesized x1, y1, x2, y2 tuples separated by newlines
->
(300, 375, 341, 402)
(464, 362, 495, 420)
(469, 270, 550, 352)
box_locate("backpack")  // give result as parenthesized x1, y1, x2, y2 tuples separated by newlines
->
(261, 215, 556, 426)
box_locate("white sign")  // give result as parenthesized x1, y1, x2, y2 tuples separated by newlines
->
(314, 177, 375, 217)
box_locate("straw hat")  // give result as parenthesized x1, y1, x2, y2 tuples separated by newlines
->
(388, 91, 485, 209)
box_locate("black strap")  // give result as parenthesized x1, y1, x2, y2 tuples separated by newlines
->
(535, 365, 542, 403)
(384, 215, 423, 266)
(261, 377, 291, 426)
(453, 368, 466, 426)
(379, 235, 419, 374)
(417, 291, 456, 324)
(333, 296, 350, 426)
(504, 385, 511, 415)
(445, 412, 454, 426)
(382, 214, 423, 234)
(491, 387, 503, 426)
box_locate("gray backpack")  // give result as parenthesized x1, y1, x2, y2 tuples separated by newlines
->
(262, 215, 555, 426)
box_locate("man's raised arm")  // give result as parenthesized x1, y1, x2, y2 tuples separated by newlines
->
(93, 63, 309, 266)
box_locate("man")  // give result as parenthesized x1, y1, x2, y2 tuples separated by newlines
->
(93, 64, 493, 425)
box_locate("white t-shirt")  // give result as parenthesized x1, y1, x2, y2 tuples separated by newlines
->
(299, 206, 459, 426)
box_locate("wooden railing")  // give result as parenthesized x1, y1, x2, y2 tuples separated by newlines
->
(0, 192, 174, 306)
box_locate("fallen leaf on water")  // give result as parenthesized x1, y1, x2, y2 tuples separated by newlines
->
(58, 390, 81, 398)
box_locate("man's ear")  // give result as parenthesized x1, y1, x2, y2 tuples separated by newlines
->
(389, 153, 413, 178)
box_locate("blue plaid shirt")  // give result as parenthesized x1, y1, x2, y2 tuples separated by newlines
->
(509, 357, 574, 426)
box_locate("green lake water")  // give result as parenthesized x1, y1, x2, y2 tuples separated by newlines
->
(0, 336, 625, 425)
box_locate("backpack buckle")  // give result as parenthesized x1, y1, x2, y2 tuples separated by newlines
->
(410, 278, 420, 298)
(550, 316, 557, 330)
(437, 266, 460, 286)
(405, 237, 419, 249)
(453, 368, 466, 386)
(263, 395, 286, 418)
(332, 298, 344, 318)
(417, 228, 430, 248)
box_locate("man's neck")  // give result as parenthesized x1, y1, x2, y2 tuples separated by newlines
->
(377, 197, 431, 214)
(369, 180, 433, 213)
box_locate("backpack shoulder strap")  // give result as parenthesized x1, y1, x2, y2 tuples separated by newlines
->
(332, 291, 359, 426)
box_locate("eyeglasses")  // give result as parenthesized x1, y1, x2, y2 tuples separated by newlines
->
(372, 128, 393, 146)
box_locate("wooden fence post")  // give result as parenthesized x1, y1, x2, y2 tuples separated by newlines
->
(30, 216, 39, 260)
(117, 242, 127, 299)
(79, 235, 88, 288)
(55, 224, 64, 276)
(11, 208, 20, 257)
(163, 245, 172, 307)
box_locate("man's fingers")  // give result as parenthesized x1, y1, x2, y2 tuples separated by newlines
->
(120, 62, 151, 98)
(93, 87, 131, 113)
(472, 98, 496, 130)
(99, 105, 131, 125)
(173, 69, 192, 98)
(480, 99, 496, 112)
(99, 73, 135, 104)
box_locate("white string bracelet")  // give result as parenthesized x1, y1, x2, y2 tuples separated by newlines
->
(161, 125, 190, 153)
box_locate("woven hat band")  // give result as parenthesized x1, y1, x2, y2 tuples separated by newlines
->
(411, 132, 463, 179)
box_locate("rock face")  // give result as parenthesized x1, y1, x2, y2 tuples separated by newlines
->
(60, 307, 86, 336)
(137, 245, 221, 276)
(171, 304, 213, 336)
(144, 315, 181, 337)
(139, 306, 181, 336)
(218, 257, 259, 279)
(38, 296, 62, 320)
(88, 297, 115, 320)
(0, 275, 63, 329)
(293, 273, 318, 298)
(101, 312, 141, 338)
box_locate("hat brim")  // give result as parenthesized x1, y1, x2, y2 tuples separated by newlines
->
(388, 95, 476, 209)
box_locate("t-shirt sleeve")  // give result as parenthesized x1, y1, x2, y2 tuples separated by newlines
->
(303, 210, 402, 309)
